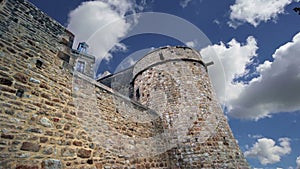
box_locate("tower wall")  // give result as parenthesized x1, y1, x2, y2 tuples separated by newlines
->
(132, 47, 249, 168)
(0, 0, 249, 168)
(0, 1, 169, 168)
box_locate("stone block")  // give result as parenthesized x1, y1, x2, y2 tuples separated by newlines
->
(0, 86, 15, 93)
(73, 140, 82, 146)
(40, 137, 48, 143)
(20, 142, 41, 152)
(61, 148, 76, 157)
(13, 73, 28, 83)
(77, 148, 92, 158)
(43, 146, 54, 155)
(16, 165, 39, 169)
(42, 159, 62, 169)
(1, 133, 14, 139)
(0, 77, 13, 86)
(40, 117, 53, 128)
(29, 77, 40, 84)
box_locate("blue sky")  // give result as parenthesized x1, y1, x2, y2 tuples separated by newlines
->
(29, 0, 300, 168)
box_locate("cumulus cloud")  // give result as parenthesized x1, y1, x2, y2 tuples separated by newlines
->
(228, 0, 296, 28)
(200, 36, 258, 104)
(201, 32, 300, 120)
(180, 0, 193, 8)
(228, 32, 300, 120)
(185, 40, 197, 48)
(244, 137, 291, 165)
(67, 0, 140, 75)
(297, 156, 300, 169)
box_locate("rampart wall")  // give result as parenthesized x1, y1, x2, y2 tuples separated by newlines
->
(0, 0, 249, 168)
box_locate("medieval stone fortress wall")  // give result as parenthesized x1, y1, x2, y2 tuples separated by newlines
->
(0, 0, 250, 168)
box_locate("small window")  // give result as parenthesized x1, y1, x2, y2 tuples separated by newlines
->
(76, 61, 85, 73)
(36, 60, 43, 69)
(16, 89, 24, 98)
(159, 53, 164, 60)
(136, 88, 140, 101)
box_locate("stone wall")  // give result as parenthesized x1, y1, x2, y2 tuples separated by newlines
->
(0, 0, 250, 168)
(132, 47, 249, 168)
(72, 50, 95, 78)
(98, 67, 134, 98)
(0, 0, 173, 168)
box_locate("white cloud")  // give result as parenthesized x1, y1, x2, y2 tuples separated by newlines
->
(67, 0, 139, 75)
(185, 40, 196, 48)
(248, 134, 263, 139)
(244, 137, 291, 165)
(201, 32, 300, 120)
(200, 36, 258, 104)
(296, 156, 300, 169)
(180, 0, 192, 8)
(228, 32, 300, 120)
(213, 19, 220, 25)
(228, 0, 296, 28)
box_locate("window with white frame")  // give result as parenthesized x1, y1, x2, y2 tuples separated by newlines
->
(76, 60, 85, 73)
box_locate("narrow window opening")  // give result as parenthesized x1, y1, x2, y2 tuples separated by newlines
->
(136, 88, 140, 101)
(36, 60, 43, 69)
(16, 89, 24, 98)
(159, 53, 164, 60)
(76, 61, 85, 73)
(87, 159, 93, 164)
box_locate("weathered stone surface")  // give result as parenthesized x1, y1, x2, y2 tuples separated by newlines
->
(0, 0, 249, 168)
(16, 165, 39, 169)
(95, 163, 103, 169)
(27, 127, 43, 134)
(1, 133, 14, 139)
(61, 148, 76, 157)
(77, 148, 92, 158)
(20, 142, 41, 152)
(42, 159, 62, 169)
(41, 92, 51, 100)
(73, 140, 82, 146)
(29, 77, 40, 84)
(42, 146, 54, 155)
(40, 137, 48, 143)
(1, 86, 16, 93)
(65, 133, 74, 139)
(40, 83, 49, 89)
(13, 73, 28, 83)
(0, 77, 13, 86)
(39, 117, 53, 127)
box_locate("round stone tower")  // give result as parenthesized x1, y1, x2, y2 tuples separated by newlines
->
(131, 46, 249, 168)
